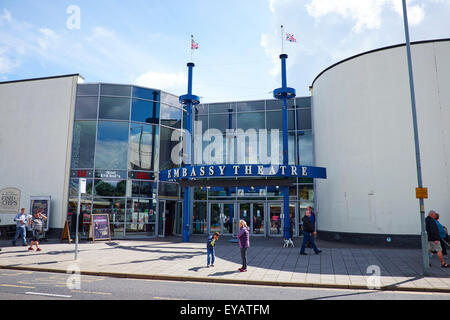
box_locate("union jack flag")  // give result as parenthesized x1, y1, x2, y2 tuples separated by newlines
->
(286, 33, 296, 42)
(191, 35, 199, 50)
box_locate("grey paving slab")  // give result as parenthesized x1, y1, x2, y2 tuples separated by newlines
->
(0, 237, 449, 292)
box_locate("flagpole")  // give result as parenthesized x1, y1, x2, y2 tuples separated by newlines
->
(190, 35, 193, 62)
(281, 25, 284, 54)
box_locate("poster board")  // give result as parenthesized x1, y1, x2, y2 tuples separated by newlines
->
(60, 221, 71, 243)
(30, 196, 51, 232)
(90, 214, 111, 242)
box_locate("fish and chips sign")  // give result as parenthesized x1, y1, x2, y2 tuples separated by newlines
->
(0, 188, 21, 213)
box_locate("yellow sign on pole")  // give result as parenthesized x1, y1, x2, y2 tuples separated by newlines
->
(416, 187, 428, 199)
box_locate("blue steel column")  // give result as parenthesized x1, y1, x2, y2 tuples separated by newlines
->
(274, 54, 296, 240)
(180, 62, 200, 242)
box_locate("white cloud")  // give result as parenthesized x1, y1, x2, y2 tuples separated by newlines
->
(306, 0, 425, 33)
(134, 71, 186, 94)
(260, 32, 280, 77)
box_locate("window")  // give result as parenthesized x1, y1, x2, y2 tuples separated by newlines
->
(77, 84, 99, 96)
(129, 124, 158, 171)
(131, 98, 159, 124)
(75, 96, 98, 119)
(95, 121, 129, 170)
(160, 104, 182, 128)
(237, 100, 264, 112)
(71, 121, 96, 168)
(296, 108, 312, 130)
(133, 87, 160, 101)
(100, 84, 131, 96)
(298, 131, 313, 166)
(99, 97, 130, 120)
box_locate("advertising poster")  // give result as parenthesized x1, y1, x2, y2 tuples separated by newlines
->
(30, 196, 51, 232)
(91, 214, 111, 242)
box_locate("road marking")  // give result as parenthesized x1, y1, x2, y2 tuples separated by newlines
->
(72, 290, 113, 296)
(0, 284, 35, 289)
(25, 292, 72, 298)
(153, 296, 186, 300)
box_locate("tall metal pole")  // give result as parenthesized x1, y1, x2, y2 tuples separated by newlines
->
(75, 178, 81, 260)
(401, 0, 429, 275)
(180, 62, 200, 242)
(274, 53, 296, 240)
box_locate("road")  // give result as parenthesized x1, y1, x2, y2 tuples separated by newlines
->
(0, 269, 449, 301)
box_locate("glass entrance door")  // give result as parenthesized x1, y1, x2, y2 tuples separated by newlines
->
(268, 203, 283, 236)
(158, 200, 165, 237)
(208, 202, 235, 235)
(253, 203, 265, 235)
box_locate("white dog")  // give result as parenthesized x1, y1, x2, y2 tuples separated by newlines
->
(283, 238, 295, 248)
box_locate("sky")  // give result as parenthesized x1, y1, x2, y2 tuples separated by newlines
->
(1, 0, 450, 102)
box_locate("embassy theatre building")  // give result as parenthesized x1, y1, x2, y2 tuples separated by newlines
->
(1, 38, 449, 247)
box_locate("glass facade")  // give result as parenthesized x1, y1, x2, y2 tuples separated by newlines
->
(68, 83, 314, 239)
(68, 83, 182, 239)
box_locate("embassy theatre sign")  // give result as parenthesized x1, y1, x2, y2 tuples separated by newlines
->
(159, 164, 326, 182)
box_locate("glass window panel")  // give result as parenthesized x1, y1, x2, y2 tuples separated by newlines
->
(129, 124, 158, 171)
(158, 182, 178, 198)
(92, 197, 125, 237)
(208, 102, 233, 114)
(75, 96, 98, 119)
(95, 121, 129, 170)
(298, 131, 313, 166)
(71, 121, 96, 168)
(94, 179, 127, 197)
(69, 178, 94, 197)
(194, 187, 207, 200)
(237, 100, 265, 112)
(237, 112, 265, 131)
(266, 99, 295, 110)
(295, 97, 311, 108)
(160, 104, 182, 128)
(77, 84, 99, 96)
(192, 202, 207, 234)
(209, 113, 235, 133)
(297, 108, 312, 130)
(194, 114, 208, 134)
(131, 180, 156, 198)
(159, 127, 179, 170)
(132, 86, 160, 101)
(161, 93, 179, 106)
(99, 96, 130, 120)
(195, 104, 208, 115)
(100, 84, 131, 96)
(126, 199, 156, 235)
(131, 99, 159, 124)
(266, 110, 282, 130)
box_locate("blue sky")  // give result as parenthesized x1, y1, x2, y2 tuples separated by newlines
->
(1, 0, 450, 102)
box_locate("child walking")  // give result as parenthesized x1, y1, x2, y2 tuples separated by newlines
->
(206, 232, 220, 267)
(28, 210, 47, 252)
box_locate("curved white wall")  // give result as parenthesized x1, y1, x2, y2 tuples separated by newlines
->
(313, 40, 450, 236)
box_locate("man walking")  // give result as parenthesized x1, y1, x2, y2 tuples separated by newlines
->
(426, 210, 449, 268)
(300, 209, 321, 255)
(12, 208, 28, 246)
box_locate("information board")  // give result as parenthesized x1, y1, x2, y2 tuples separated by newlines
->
(90, 214, 111, 242)
(30, 196, 51, 232)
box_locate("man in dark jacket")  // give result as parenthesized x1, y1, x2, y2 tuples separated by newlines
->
(426, 210, 449, 268)
(300, 210, 321, 255)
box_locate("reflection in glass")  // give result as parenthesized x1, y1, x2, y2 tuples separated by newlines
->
(192, 202, 207, 234)
(298, 131, 313, 166)
(158, 182, 178, 198)
(99, 97, 130, 120)
(92, 197, 125, 237)
(296, 108, 312, 130)
(209, 113, 235, 133)
(71, 121, 96, 168)
(77, 84, 99, 96)
(131, 99, 159, 124)
(160, 104, 182, 128)
(131, 180, 156, 198)
(95, 121, 129, 170)
(100, 84, 131, 97)
(94, 180, 127, 197)
(237, 112, 265, 131)
(133, 87, 160, 101)
(129, 124, 158, 171)
(266, 99, 295, 110)
(208, 102, 233, 114)
(126, 199, 156, 236)
(159, 127, 179, 171)
(75, 96, 98, 119)
(295, 97, 311, 108)
(237, 100, 265, 112)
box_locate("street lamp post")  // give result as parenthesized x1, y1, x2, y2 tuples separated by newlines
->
(401, 0, 429, 275)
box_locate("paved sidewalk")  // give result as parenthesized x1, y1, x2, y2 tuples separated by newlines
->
(0, 236, 449, 293)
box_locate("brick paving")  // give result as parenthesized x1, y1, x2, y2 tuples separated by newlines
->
(0, 236, 449, 292)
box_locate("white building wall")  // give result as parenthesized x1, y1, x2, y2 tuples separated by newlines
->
(0, 75, 79, 230)
(313, 40, 450, 236)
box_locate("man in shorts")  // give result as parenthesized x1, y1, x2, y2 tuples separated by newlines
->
(28, 210, 47, 252)
(426, 210, 449, 268)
